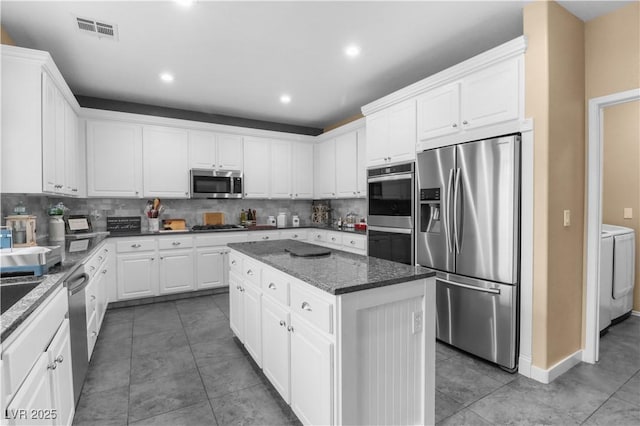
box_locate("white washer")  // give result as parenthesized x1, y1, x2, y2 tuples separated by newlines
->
(599, 229, 613, 332)
(602, 224, 636, 324)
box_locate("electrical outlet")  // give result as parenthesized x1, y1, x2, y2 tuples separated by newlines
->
(563, 210, 571, 227)
(412, 311, 423, 334)
(624, 208, 633, 219)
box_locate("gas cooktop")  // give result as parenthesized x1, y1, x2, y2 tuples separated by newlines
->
(191, 224, 245, 232)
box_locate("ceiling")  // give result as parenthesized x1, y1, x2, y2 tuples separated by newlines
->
(1, 1, 632, 130)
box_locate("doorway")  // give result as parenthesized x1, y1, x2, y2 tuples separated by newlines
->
(585, 88, 640, 363)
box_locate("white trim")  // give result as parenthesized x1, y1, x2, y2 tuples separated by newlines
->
(530, 350, 583, 384)
(518, 120, 534, 379)
(361, 36, 527, 116)
(632, 310, 640, 317)
(584, 88, 640, 364)
(313, 117, 365, 143)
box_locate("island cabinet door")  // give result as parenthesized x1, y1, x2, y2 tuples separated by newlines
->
(229, 273, 244, 341)
(261, 297, 291, 403)
(4, 353, 55, 426)
(290, 317, 333, 426)
(242, 284, 262, 367)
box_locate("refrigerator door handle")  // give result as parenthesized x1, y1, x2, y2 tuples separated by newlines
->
(445, 168, 454, 253)
(453, 167, 462, 253)
(438, 278, 501, 295)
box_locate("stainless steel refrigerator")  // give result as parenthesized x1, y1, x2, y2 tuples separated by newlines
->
(416, 134, 520, 371)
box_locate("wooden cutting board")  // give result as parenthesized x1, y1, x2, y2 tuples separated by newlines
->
(203, 212, 225, 225)
(162, 219, 186, 230)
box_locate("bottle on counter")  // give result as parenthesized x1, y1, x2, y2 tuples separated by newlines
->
(277, 212, 287, 228)
(292, 215, 300, 227)
(240, 209, 247, 225)
(268, 215, 276, 226)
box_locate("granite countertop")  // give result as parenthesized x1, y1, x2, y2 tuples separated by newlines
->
(228, 240, 435, 295)
(103, 224, 367, 238)
(0, 234, 109, 341)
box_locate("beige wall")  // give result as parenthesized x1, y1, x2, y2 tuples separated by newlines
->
(524, 0, 586, 369)
(602, 101, 640, 311)
(586, 2, 640, 311)
(1, 25, 16, 46)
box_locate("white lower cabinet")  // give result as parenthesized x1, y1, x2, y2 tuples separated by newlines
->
(2, 290, 74, 426)
(229, 272, 244, 339)
(159, 250, 195, 294)
(116, 252, 158, 300)
(242, 283, 263, 367)
(195, 248, 226, 289)
(290, 316, 333, 426)
(261, 297, 291, 402)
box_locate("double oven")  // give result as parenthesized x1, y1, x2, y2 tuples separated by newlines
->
(367, 163, 414, 265)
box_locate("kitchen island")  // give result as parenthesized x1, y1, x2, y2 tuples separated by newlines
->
(228, 240, 436, 426)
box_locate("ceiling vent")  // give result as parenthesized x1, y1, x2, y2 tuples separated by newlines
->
(75, 16, 119, 41)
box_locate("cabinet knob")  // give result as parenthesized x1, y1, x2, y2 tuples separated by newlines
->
(102, 269, 107, 274)
(231, 260, 237, 265)
(72, 188, 78, 192)
(135, 191, 139, 195)
(295, 193, 298, 197)
(185, 192, 188, 196)
(331, 237, 336, 241)
(287, 325, 294, 333)
(268, 282, 276, 290)
(452, 123, 458, 128)
(279, 320, 286, 327)
(293, 234, 298, 238)
(91, 295, 96, 301)
(301, 301, 312, 312)
(353, 192, 356, 195)
(462, 120, 468, 125)
(332, 193, 335, 196)
(262, 236, 269, 240)
(245, 193, 248, 196)
(236, 285, 241, 290)
(90, 266, 96, 272)
(172, 241, 181, 246)
(55, 355, 64, 364)
(247, 269, 254, 276)
(98, 256, 103, 261)
(47, 362, 57, 370)
(350, 240, 356, 245)
(131, 244, 141, 248)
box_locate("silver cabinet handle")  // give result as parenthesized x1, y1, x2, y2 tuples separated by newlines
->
(47, 362, 57, 370)
(102, 269, 107, 274)
(231, 260, 236, 265)
(241, 287, 245, 293)
(462, 120, 468, 125)
(90, 295, 96, 301)
(55, 355, 64, 363)
(452, 123, 458, 128)
(279, 320, 286, 327)
(331, 237, 336, 241)
(268, 282, 276, 290)
(301, 302, 312, 312)
(89, 266, 96, 272)
(287, 326, 294, 332)
(350, 240, 356, 245)
(247, 269, 254, 276)
(293, 234, 298, 238)
(316, 234, 321, 239)
(91, 331, 97, 337)
(131, 244, 141, 248)
(172, 241, 181, 246)
(98, 256, 103, 261)
(236, 285, 241, 290)
(262, 236, 269, 240)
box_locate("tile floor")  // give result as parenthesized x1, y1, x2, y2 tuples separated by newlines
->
(73, 293, 640, 425)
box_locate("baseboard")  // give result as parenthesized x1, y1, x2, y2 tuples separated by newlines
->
(530, 350, 583, 384)
(632, 310, 640, 317)
(518, 355, 532, 378)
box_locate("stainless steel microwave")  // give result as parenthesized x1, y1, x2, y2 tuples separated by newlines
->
(190, 169, 243, 199)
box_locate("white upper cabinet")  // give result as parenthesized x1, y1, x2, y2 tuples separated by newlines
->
(1, 47, 83, 196)
(270, 139, 292, 199)
(314, 139, 336, 199)
(292, 142, 314, 199)
(356, 128, 367, 197)
(243, 136, 271, 198)
(335, 131, 358, 198)
(188, 131, 243, 171)
(87, 120, 143, 198)
(143, 126, 189, 198)
(366, 99, 416, 167)
(417, 58, 521, 142)
(416, 82, 460, 140)
(217, 134, 244, 170)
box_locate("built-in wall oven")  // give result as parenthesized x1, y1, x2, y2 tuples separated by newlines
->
(367, 162, 415, 265)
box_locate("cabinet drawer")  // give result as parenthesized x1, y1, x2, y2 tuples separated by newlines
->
(87, 311, 98, 360)
(343, 234, 366, 251)
(247, 231, 280, 242)
(290, 284, 333, 335)
(279, 229, 308, 241)
(196, 233, 248, 247)
(85, 280, 98, 324)
(158, 236, 193, 250)
(326, 231, 343, 246)
(262, 267, 289, 306)
(243, 258, 262, 287)
(229, 251, 243, 275)
(116, 239, 157, 253)
(310, 230, 326, 243)
(2, 287, 67, 398)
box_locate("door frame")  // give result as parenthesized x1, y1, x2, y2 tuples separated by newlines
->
(584, 88, 640, 363)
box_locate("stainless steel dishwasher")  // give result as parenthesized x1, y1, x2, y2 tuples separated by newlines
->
(65, 264, 90, 405)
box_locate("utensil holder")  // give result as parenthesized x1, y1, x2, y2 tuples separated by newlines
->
(148, 218, 160, 232)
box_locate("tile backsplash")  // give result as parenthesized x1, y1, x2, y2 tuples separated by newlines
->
(1, 194, 367, 235)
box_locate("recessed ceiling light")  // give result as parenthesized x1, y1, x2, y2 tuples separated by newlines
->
(175, 0, 195, 7)
(160, 72, 174, 83)
(280, 94, 291, 104)
(345, 44, 361, 58)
